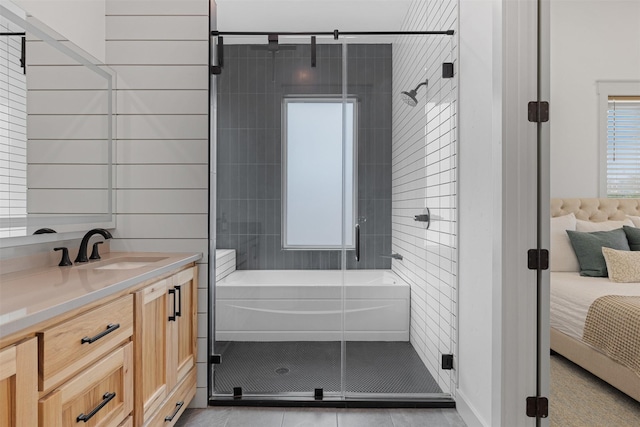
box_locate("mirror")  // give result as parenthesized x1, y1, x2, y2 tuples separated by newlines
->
(0, 1, 114, 242)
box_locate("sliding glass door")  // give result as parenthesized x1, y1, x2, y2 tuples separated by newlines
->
(212, 38, 347, 398)
(210, 31, 456, 403)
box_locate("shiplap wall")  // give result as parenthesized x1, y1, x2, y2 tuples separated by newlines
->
(105, 0, 210, 407)
(391, 0, 457, 395)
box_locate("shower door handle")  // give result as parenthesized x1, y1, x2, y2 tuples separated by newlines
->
(355, 224, 360, 262)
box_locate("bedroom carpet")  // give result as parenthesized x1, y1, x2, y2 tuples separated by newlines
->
(550, 354, 640, 426)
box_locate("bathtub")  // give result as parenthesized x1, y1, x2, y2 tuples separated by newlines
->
(215, 270, 410, 341)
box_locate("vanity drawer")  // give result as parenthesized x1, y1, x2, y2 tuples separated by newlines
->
(38, 295, 133, 392)
(144, 367, 195, 427)
(39, 342, 133, 427)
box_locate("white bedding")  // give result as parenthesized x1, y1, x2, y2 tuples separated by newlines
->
(550, 272, 640, 341)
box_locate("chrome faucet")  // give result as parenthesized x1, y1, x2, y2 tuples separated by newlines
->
(75, 228, 113, 263)
(380, 253, 403, 261)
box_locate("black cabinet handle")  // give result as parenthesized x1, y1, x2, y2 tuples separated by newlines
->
(164, 401, 184, 422)
(355, 224, 360, 262)
(168, 289, 177, 321)
(81, 324, 120, 344)
(77, 392, 115, 422)
(175, 285, 182, 317)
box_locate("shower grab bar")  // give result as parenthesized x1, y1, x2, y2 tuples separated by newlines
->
(355, 224, 360, 262)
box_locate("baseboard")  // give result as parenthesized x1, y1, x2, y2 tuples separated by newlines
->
(455, 389, 490, 427)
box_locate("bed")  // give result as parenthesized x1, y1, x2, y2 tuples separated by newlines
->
(550, 198, 640, 402)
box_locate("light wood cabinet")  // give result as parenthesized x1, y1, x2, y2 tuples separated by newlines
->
(0, 337, 38, 427)
(134, 266, 198, 426)
(0, 261, 197, 427)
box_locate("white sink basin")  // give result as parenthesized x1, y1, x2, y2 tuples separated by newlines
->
(89, 256, 168, 270)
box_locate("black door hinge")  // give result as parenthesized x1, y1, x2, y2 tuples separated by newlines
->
(441, 354, 454, 370)
(210, 354, 222, 364)
(528, 101, 549, 123)
(526, 396, 548, 418)
(211, 65, 222, 75)
(527, 249, 549, 270)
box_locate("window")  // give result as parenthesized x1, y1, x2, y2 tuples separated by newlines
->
(282, 97, 357, 249)
(598, 82, 640, 198)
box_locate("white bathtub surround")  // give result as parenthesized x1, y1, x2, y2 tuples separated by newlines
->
(216, 270, 410, 341)
(215, 249, 236, 281)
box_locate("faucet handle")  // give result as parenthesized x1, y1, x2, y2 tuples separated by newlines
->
(54, 247, 72, 266)
(90, 241, 104, 260)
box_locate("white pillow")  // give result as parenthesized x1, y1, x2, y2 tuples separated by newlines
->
(550, 213, 579, 272)
(627, 215, 640, 228)
(602, 247, 640, 283)
(576, 218, 634, 232)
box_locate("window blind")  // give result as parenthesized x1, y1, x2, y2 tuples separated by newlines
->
(0, 17, 27, 237)
(607, 96, 640, 198)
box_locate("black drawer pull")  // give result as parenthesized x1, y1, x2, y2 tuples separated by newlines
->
(81, 323, 120, 344)
(77, 392, 115, 422)
(168, 289, 177, 321)
(164, 401, 184, 422)
(175, 285, 182, 317)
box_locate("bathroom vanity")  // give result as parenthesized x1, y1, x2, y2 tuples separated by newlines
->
(0, 251, 201, 427)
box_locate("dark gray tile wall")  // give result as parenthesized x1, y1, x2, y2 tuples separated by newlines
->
(217, 44, 392, 270)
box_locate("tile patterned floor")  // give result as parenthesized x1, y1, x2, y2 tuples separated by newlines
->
(175, 407, 467, 427)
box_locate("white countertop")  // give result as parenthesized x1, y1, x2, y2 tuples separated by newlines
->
(0, 251, 202, 339)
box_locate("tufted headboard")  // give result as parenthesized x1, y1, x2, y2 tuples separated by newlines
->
(551, 198, 640, 221)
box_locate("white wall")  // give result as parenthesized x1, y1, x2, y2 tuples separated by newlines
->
(550, 0, 640, 198)
(456, 0, 501, 426)
(15, 0, 106, 61)
(391, 0, 458, 396)
(104, 0, 210, 407)
(216, 0, 411, 32)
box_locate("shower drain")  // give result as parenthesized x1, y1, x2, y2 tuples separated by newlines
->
(275, 367, 290, 375)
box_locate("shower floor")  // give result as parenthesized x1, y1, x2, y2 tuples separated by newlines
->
(213, 341, 442, 395)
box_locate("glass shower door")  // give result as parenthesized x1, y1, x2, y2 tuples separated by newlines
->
(342, 34, 456, 400)
(212, 37, 348, 399)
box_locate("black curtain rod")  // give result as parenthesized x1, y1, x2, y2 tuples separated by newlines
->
(212, 30, 454, 37)
(0, 32, 26, 36)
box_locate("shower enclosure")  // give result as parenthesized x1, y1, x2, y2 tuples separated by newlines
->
(210, 29, 457, 404)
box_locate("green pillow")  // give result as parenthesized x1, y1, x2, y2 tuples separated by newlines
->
(566, 228, 630, 277)
(623, 225, 640, 251)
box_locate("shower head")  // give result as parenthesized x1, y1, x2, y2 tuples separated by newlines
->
(401, 80, 428, 107)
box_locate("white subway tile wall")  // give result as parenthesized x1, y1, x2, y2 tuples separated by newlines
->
(391, 0, 458, 395)
(105, 0, 210, 407)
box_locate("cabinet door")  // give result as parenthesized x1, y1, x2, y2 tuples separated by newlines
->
(133, 277, 171, 425)
(0, 338, 37, 427)
(172, 266, 198, 385)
